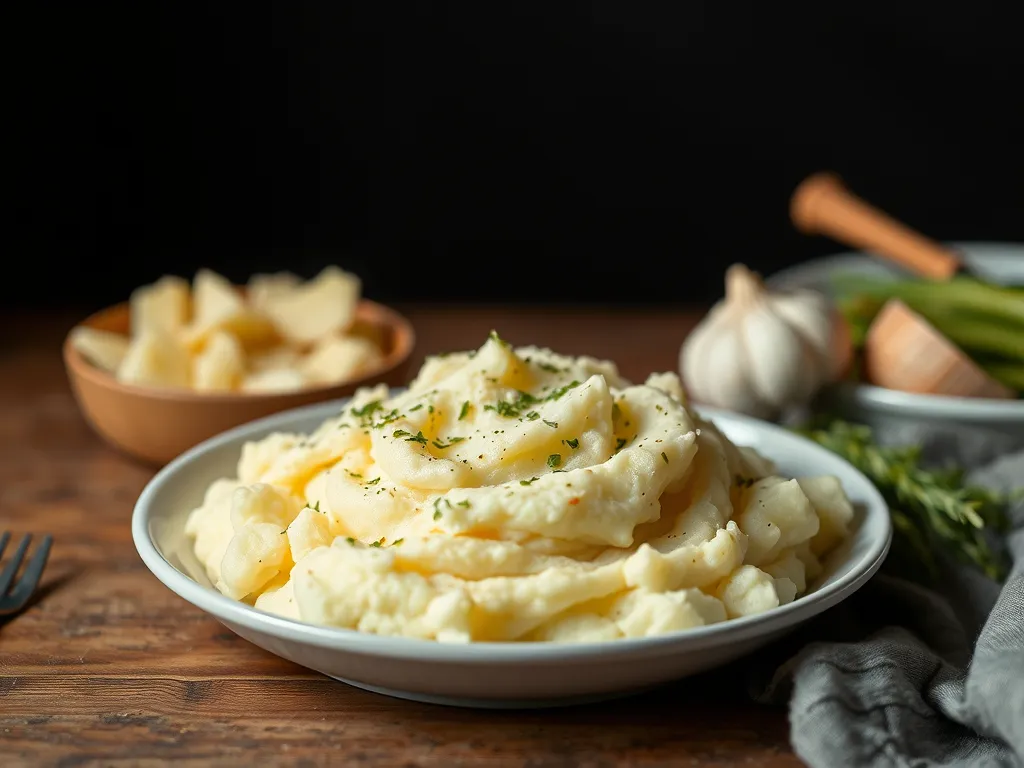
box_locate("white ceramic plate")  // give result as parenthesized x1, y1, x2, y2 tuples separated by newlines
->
(767, 243, 1024, 459)
(133, 398, 891, 709)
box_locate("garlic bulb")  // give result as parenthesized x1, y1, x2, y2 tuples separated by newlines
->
(680, 264, 850, 418)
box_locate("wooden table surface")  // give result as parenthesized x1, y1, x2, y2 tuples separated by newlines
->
(1, 305, 800, 768)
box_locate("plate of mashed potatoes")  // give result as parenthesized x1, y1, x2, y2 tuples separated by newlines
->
(133, 332, 891, 707)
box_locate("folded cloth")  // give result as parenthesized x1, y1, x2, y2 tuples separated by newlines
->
(751, 448, 1024, 768)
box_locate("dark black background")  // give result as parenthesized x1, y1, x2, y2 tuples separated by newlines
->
(12, 2, 1024, 310)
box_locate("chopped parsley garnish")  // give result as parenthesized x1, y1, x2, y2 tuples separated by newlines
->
(547, 454, 561, 468)
(488, 330, 509, 346)
(307, 500, 321, 513)
(409, 403, 424, 412)
(546, 380, 582, 401)
(432, 436, 467, 450)
(661, 451, 669, 464)
(428, 405, 435, 414)
(371, 408, 400, 429)
(457, 500, 471, 508)
(345, 536, 355, 545)
(394, 429, 428, 445)
(484, 381, 583, 420)
(485, 399, 522, 418)
(432, 497, 455, 519)
(351, 400, 382, 418)
(346, 470, 363, 479)
(459, 401, 471, 420)
(615, 438, 627, 451)
(544, 420, 558, 429)
(520, 476, 539, 486)
(352, 400, 388, 427)
(564, 437, 579, 449)
(370, 538, 384, 548)
(536, 361, 563, 373)
(612, 402, 622, 420)
(735, 474, 756, 488)
(366, 477, 381, 486)
(392, 538, 404, 546)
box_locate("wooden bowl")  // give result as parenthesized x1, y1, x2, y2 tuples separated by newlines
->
(863, 299, 1014, 399)
(64, 299, 415, 466)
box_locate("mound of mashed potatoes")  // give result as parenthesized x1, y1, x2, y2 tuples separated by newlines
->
(186, 332, 855, 643)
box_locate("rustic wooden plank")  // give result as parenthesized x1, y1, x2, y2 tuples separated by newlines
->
(1, 710, 794, 768)
(0, 305, 803, 767)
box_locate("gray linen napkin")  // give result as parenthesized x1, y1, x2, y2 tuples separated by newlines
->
(751, 442, 1024, 768)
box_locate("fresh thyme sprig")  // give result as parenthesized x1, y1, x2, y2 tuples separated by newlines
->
(800, 420, 1018, 581)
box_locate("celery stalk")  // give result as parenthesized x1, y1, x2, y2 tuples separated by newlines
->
(833, 275, 1024, 329)
(918, 308, 1024, 362)
(832, 274, 1024, 362)
(837, 293, 1024, 362)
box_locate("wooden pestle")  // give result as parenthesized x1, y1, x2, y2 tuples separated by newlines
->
(790, 172, 965, 280)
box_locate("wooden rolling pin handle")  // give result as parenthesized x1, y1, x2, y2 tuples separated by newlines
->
(790, 172, 965, 281)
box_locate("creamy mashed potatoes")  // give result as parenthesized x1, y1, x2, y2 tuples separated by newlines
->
(185, 332, 855, 643)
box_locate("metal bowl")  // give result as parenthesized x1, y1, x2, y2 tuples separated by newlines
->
(767, 243, 1024, 467)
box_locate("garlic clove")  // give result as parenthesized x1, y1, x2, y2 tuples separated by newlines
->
(769, 292, 846, 381)
(703, 327, 771, 417)
(769, 293, 831, 356)
(740, 303, 818, 409)
(680, 305, 728, 404)
(680, 262, 849, 419)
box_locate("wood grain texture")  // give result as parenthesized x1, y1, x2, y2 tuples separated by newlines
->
(0, 306, 802, 768)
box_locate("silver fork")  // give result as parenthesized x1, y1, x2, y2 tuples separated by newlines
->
(0, 532, 53, 618)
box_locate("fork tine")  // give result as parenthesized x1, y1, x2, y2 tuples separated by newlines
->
(5, 535, 53, 609)
(0, 532, 9, 560)
(0, 534, 31, 596)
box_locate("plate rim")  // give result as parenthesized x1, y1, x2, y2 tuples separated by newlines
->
(827, 380, 1024, 421)
(132, 397, 892, 664)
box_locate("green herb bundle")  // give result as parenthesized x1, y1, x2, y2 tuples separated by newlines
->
(800, 420, 1018, 582)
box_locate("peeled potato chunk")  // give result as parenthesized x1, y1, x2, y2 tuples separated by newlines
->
(798, 476, 856, 557)
(184, 269, 278, 351)
(259, 266, 361, 345)
(286, 506, 333, 562)
(76, 263, 382, 396)
(715, 564, 780, 618)
(117, 329, 191, 389)
(130, 275, 191, 337)
(69, 326, 130, 373)
(736, 477, 820, 566)
(193, 269, 243, 326)
(242, 368, 307, 393)
(249, 346, 302, 373)
(192, 331, 246, 392)
(247, 271, 303, 313)
(217, 522, 292, 600)
(301, 334, 384, 385)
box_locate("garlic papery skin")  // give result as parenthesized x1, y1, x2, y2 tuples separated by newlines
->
(680, 264, 849, 419)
